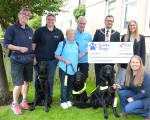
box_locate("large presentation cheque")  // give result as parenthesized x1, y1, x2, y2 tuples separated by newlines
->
(88, 42, 133, 63)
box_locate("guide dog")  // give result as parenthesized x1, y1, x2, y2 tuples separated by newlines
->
(72, 71, 90, 108)
(89, 65, 119, 119)
(30, 61, 52, 112)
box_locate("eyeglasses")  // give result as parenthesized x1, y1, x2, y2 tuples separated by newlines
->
(105, 20, 114, 22)
(20, 12, 32, 19)
(129, 25, 136, 27)
(79, 22, 86, 25)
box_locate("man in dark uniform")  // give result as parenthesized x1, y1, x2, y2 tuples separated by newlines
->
(93, 15, 120, 86)
(32, 13, 64, 99)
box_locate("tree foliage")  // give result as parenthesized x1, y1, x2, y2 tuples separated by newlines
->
(0, 0, 66, 105)
(0, 26, 4, 37)
(28, 14, 41, 32)
(0, 0, 66, 29)
(73, 5, 86, 21)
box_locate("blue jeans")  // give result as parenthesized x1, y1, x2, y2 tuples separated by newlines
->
(47, 59, 58, 96)
(116, 67, 126, 85)
(118, 89, 149, 117)
(59, 68, 74, 103)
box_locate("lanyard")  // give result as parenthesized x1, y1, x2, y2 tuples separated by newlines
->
(65, 64, 75, 74)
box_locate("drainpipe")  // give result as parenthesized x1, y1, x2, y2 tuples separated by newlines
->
(105, 0, 109, 16)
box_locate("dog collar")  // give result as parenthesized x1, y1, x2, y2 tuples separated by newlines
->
(72, 83, 86, 94)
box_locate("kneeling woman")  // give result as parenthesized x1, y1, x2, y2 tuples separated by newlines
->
(55, 28, 79, 109)
(118, 55, 150, 119)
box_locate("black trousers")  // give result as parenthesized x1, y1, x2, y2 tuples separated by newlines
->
(78, 63, 89, 81)
(95, 63, 114, 86)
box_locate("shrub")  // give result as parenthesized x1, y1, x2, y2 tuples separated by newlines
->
(73, 5, 86, 21)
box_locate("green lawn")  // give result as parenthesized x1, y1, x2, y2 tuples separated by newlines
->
(0, 59, 142, 120)
(0, 79, 143, 120)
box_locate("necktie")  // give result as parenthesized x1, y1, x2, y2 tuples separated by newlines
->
(105, 30, 109, 42)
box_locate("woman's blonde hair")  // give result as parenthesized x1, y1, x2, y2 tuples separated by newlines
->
(17, 7, 32, 20)
(66, 28, 75, 37)
(124, 20, 140, 42)
(125, 55, 144, 87)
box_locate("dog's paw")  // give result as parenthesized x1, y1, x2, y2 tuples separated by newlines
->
(115, 114, 120, 118)
(29, 108, 35, 111)
(45, 107, 49, 112)
(104, 116, 108, 120)
(29, 106, 35, 111)
(45, 110, 49, 112)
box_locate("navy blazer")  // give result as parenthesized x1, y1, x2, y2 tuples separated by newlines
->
(93, 28, 120, 42)
(93, 28, 120, 86)
(120, 34, 146, 68)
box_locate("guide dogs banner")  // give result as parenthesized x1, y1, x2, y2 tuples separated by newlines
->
(88, 42, 133, 63)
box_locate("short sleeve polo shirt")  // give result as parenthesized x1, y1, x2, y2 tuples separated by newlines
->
(55, 40, 79, 75)
(75, 30, 92, 63)
(33, 26, 64, 61)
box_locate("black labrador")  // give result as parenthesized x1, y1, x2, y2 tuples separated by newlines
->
(89, 65, 119, 119)
(72, 72, 90, 108)
(30, 61, 52, 112)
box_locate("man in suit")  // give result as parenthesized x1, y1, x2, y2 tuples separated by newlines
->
(93, 15, 120, 86)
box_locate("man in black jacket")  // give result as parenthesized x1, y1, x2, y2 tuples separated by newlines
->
(32, 13, 64, 99)
(93, 15, 120, 86)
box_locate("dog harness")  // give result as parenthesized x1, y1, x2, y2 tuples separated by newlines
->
(72, 83, 86, 94)
(90, 85, 118, 108)
(90, 85, 109, 95)
(99, 86, 108, 91)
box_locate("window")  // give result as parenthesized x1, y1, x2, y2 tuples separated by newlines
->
(108, 0, 116, 16)
(124, 0, 137, 28)
(147, 0, 150, 29)
(145, 0, 150, 33)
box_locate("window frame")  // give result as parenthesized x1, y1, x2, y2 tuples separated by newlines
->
(107, 0, 116, 16)
(123, 0, 137, 29)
